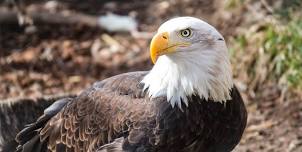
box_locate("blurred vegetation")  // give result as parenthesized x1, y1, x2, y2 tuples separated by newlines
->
(224, 0, 245, 9)
(276, 0, 302, 19)
(265, 19, 302, 88)
(231, 0, 302, 92)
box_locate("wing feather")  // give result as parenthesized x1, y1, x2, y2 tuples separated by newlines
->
(17, 71, 150, 152)
(16, 71, 247, 152)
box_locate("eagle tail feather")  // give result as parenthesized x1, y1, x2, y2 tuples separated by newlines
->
(15, 97, 74, 152)
(0, 96, 70, 152)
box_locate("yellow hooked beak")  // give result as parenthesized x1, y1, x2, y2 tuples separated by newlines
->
(150, 32, 190, 64)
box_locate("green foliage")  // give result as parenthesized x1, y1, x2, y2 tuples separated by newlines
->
(225, 0, 245, 9)
(232, 17, 302, 90)
(263, 20, 302, 88)
(264, 19, 302, 88)
(227, 0, 302, 90)
(275, 0, 302, 20)
(236, 35, 248, 48)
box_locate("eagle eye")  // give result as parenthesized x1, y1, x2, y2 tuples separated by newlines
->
(180, 28, 192, 38)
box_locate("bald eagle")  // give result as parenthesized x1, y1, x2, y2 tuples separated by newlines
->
(16, 17, 247, 152)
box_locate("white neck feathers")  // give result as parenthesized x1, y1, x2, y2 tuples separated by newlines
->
(141, 47, 233, 109)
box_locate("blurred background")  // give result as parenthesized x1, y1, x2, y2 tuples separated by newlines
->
(0, 0, 301, 151)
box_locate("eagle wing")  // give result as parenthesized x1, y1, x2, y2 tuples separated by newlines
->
(16, 71, 247, 152)
(16, 71, 156, 152)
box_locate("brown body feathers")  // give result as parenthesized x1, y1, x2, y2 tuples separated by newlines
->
(16, 71, 247, 152)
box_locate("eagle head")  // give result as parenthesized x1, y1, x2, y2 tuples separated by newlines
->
(141, 17, 233, 109)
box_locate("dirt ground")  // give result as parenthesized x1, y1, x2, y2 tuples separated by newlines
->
(0, 0, 301, 151)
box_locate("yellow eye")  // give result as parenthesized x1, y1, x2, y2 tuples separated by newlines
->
(180, 28, 192, 37)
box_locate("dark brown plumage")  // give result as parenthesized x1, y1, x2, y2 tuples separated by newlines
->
(0, 95, 74, 152)
(16, 71, 247, 152)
